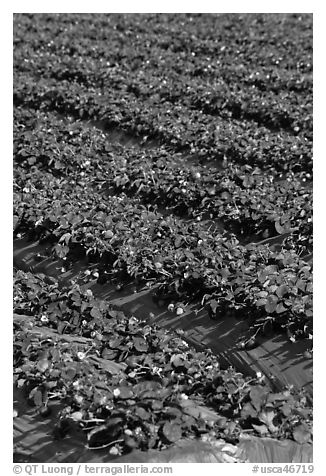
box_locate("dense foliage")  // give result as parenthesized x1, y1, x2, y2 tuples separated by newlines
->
(13, 14, 312, 174)
(14, 269, 312, 454)
(14, 107, 312, 248)
(13, 13, 313, 457)
(14, 163, 312, 341)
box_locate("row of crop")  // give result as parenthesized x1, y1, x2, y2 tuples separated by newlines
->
(13, 35, 312, 138)
(13, 14, 313, 138)
(14, 26, 312, 97)
(13, 163, 313, 342)
(13, 268, 313, 452)
(14, 13, 312, 89)
(14, 106, 312, 251)
(13, 72, 312, 175)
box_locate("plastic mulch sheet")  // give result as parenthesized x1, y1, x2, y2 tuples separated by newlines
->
(14, 397, 312, 465)
(13, 237, 313, 395)
(13, 243, 313, 464)
(13, 360, 313, 464)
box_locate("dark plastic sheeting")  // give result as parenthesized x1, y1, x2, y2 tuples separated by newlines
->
(13, 238, 313, 395)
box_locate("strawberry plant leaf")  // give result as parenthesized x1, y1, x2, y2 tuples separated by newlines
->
(276, 284, 289, 298)
(275, 302, 287, 314)
(133, 337, 149, 353)
(90, 307, 102, 319)
(265, 295, 278, 313)
(162, 421, 182, 443)
(33, 389, 43, 407)
(250, 386, 268, 412)
(293, 424, 311, 444)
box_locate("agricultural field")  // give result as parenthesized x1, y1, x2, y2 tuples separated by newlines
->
(13, 13, 313, 463)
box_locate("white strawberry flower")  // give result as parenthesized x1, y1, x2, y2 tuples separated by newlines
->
(152, 366, 163, 375)
(35, 217, 43, 227)
(99, 395, 108, 406)
(74, 395, 83, 405)
(71, 411, 83, 421)
(109, 447, 120, 455)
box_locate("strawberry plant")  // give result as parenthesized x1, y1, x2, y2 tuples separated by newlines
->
(14, 270, 312, 454)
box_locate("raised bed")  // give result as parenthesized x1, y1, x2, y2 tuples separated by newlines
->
(13, 237, 312, 395)
(13, 311, 312, 463)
